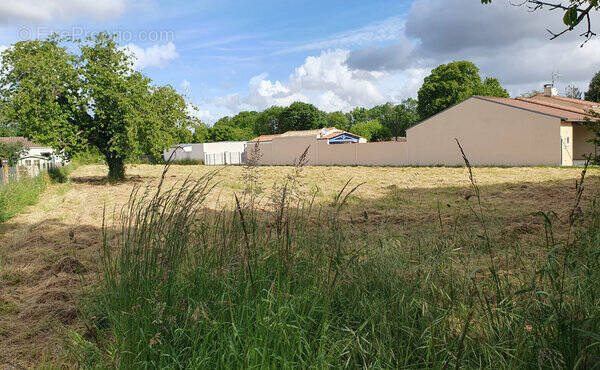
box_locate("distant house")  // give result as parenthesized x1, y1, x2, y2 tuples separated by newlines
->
(0, 137, 65, 172)
(250, 127, 367, 144)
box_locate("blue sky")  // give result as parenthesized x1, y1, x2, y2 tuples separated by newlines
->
(1, 0, 599, 123)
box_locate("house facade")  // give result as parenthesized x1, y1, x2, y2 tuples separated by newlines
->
(0, 137, 65, 173)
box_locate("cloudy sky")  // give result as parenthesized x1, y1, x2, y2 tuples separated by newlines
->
(1, 0, 599, 122)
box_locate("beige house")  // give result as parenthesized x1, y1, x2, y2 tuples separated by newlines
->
(247, 86, 598, 167)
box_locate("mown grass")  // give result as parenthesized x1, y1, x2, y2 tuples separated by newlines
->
(72, 158, 600, 369)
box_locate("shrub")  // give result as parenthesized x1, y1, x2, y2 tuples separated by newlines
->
(171, 159, 204, 165)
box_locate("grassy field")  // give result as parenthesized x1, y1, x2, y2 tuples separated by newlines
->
(0, 163, 599, 367)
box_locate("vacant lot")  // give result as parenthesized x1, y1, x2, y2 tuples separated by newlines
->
(0, 164, 598, 367)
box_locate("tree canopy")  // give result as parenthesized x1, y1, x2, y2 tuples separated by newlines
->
(585, 71, 600, 102)
(417, 61, 508, 120)
(0, 33, 194, 180)
(0, 141, 25, 166)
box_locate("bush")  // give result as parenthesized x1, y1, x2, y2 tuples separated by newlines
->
(80, 165, 600, 368)
(171, 159, 204, 165)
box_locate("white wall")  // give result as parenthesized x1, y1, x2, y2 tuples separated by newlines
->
(163, 141, 247, 164)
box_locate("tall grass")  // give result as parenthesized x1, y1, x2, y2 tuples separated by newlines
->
(80, 160, 600, 368)
(0, 174, 47, 222)
(0, 161, 80, 222)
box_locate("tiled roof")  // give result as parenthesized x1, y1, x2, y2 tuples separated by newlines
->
(320, 131, 362, 139)
(474, 96, 596, 122)
(0, 137, 43, 148)
(529, 94, 600, 110)
(248, 134, 280, 142)
(250, 127, 366, 142)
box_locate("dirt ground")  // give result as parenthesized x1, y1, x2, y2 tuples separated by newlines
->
(0, 164, 598, 368)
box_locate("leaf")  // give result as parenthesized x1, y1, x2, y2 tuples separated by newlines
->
(563, 7, 578, 27)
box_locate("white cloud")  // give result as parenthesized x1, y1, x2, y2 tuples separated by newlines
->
(0, 0, 128, 23)
(213, 49, 421, 115)
(278, 15, 405, 54)
(122, 42, 179, 70)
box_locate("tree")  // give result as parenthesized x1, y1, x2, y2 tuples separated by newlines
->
(347, 107, 370, 128)
(208, 125, 253, 142)
(417, 61, 508, 120)
(0, 33, 193, 180)
(395, 98, 420, 138)
(585, 71, 600, 102)
(278, 102, 326, 133)
(0, 141, 25, 166)
(190, 121, 210, 143)
(133, 85, 195, 163)
(255, 106, 284, 135)
(478, 78, 510, 98)
(328, 111, 350, 131)
(482, 1, 599, 43)
(0, 123, 20, 137)
(565, 85, 583, 99)
(349, 120, 390, 141)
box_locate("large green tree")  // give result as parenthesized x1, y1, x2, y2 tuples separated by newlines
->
(585, 71, 600, 102)
(278, 102, 327, 132)
(0, 33, 193, 180)
(417, 61, 508, 120)
(255, 106, 284, 135)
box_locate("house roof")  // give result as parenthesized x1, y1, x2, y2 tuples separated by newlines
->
(0, 137, 44, 148)
(249, 127, 366, 142)
(474, 95, 596, 122)
(249, 134, 280, 142)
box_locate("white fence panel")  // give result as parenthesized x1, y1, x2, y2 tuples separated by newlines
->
(204, 152, 245, 166)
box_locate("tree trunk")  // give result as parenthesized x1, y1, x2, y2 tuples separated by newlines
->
(106, 156, 125, 181)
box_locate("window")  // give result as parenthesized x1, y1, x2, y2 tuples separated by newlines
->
(566, 137, 570, 144)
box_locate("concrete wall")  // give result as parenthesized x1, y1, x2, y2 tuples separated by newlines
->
(573, 124, 597, 160)
(406, 97, 562, 166)
(249, 136, 408, 166)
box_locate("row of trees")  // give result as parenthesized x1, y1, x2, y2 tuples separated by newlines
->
(200, 98, 420, 143)
(196, 61, 508, 144)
